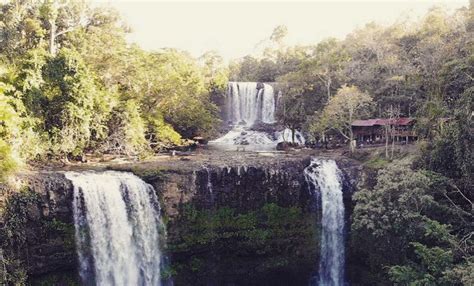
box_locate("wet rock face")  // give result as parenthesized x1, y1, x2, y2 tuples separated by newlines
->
(150, 162, 316, 286)
(0, 173, 77, 280)
(195, 165, 311, 211)
(144, 157, 361, 219)
(142, 157, 360, 285)
(25, 173, 75, 222)
(1, 156, 362, 284)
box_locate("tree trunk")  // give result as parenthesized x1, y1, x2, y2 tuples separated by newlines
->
(391, 130, 395, 159)
(291, 128, 296, 144)
(322, 133, 327, 149)
(349, 127, 355, 153)
(49, 20, 57, 55)
(385, 125, 389, 158)
(326, 78, 332, 101)
(349, 111, 354, 153)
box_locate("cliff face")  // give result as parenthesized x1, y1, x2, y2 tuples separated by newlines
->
(113, 155, 362, 285)
(0, 173, 77, 284)
(144, 159, 318, 285)
(0, 155, 362, 285)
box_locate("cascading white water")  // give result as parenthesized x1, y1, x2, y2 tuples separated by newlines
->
(203, 166, 213, 195)
(276, 129, 306, 145)
(304, 159, 345, 286)
(261, 84, 275, 123)
(66, 171, 163, 286)
(226, 82, 275, 125)
(211, 82, 305, 150)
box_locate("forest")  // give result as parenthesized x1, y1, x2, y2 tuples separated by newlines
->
(0, 0, 472, 285)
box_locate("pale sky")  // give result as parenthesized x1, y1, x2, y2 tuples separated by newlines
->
(92, 0, 469, 60)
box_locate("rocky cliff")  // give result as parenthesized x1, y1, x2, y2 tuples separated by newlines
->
(0, 173, 77, 285)
(0, 152, 363, 285)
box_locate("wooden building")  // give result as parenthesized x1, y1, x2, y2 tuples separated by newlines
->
(352, 118, 417, 144)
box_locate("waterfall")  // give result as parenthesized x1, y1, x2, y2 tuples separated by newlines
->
(211, 82, 307, 150)
(276, 128, 306, 145)
(304, 159, 345, 286)
(202, 166, 213, 195)
(66, 171, 163, 286)
(261, 84, 275, 123)
(226, 82, 275, 126)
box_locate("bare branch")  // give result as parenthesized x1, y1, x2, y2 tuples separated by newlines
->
(55, 26, 77, 37)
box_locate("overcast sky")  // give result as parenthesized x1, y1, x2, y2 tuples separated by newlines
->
(92, 0, 469, 60)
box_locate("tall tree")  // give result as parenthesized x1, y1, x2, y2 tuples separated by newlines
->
(313, 85, 373, 152)
(276, 84, 307, 144)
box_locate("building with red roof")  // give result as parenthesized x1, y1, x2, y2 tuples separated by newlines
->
(352, 117, 417, 144)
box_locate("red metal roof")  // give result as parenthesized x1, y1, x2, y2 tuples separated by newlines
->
(352, 118, 414, 127)
(396, 118, 415, 125)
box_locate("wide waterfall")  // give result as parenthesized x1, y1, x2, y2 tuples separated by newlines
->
(226, 82, 275, 126)
(304, 159, 345, 286)
(210, 81, 306, 150)
(66, 171, 163, 286)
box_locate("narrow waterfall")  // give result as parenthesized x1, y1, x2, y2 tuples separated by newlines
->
(203, 166, 213, 195)
(304, 159, 345, 286)
(261, 84, 275, 123)
(66, 171, 163, 286)
(226, 82, 275, 125)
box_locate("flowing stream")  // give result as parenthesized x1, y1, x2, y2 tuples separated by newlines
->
(66, 171, 163, 286)
(305, 159, 345, 286)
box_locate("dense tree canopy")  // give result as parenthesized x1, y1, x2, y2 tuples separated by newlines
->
(351, 161, 473, 285)
(311, 85, 373, 151)
(231, 6, 472, 124)
(0, 0, 224, 172)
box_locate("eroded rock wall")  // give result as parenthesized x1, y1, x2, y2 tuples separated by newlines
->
(0, 156, 362, 285)
(0, 172, 77, 285)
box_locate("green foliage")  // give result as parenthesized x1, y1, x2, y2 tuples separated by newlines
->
(389, 243, 454, 285)
(276, 81, 309, 142)
(168, 203, 317, 280)
(31, 272, 79, 286)
(0, 248, 27, 286)
(42, 48, 99, 156)
(311, 85, 373, 150)
(0, 81, 20, 180)
(146, 112, 182, 148)
(0, 187, 80, 285)
(105, 99, 148, 155)
(1, 188, 40, 250)
(149, 50, 220, 138)
(363, 156, 390, 169)
(160, 264, 177, 280)
(419, 87, 473, 187)
(0, 188, 39, 285)
(0, 1, 223, 174)
(0, 140, 17, 182)
(42, 219, 76, 251)
(351, 160, 473, 285)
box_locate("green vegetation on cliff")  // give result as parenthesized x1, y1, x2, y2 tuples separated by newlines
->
(167, 203, 318, 284)
(0, 187, 76, 285)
